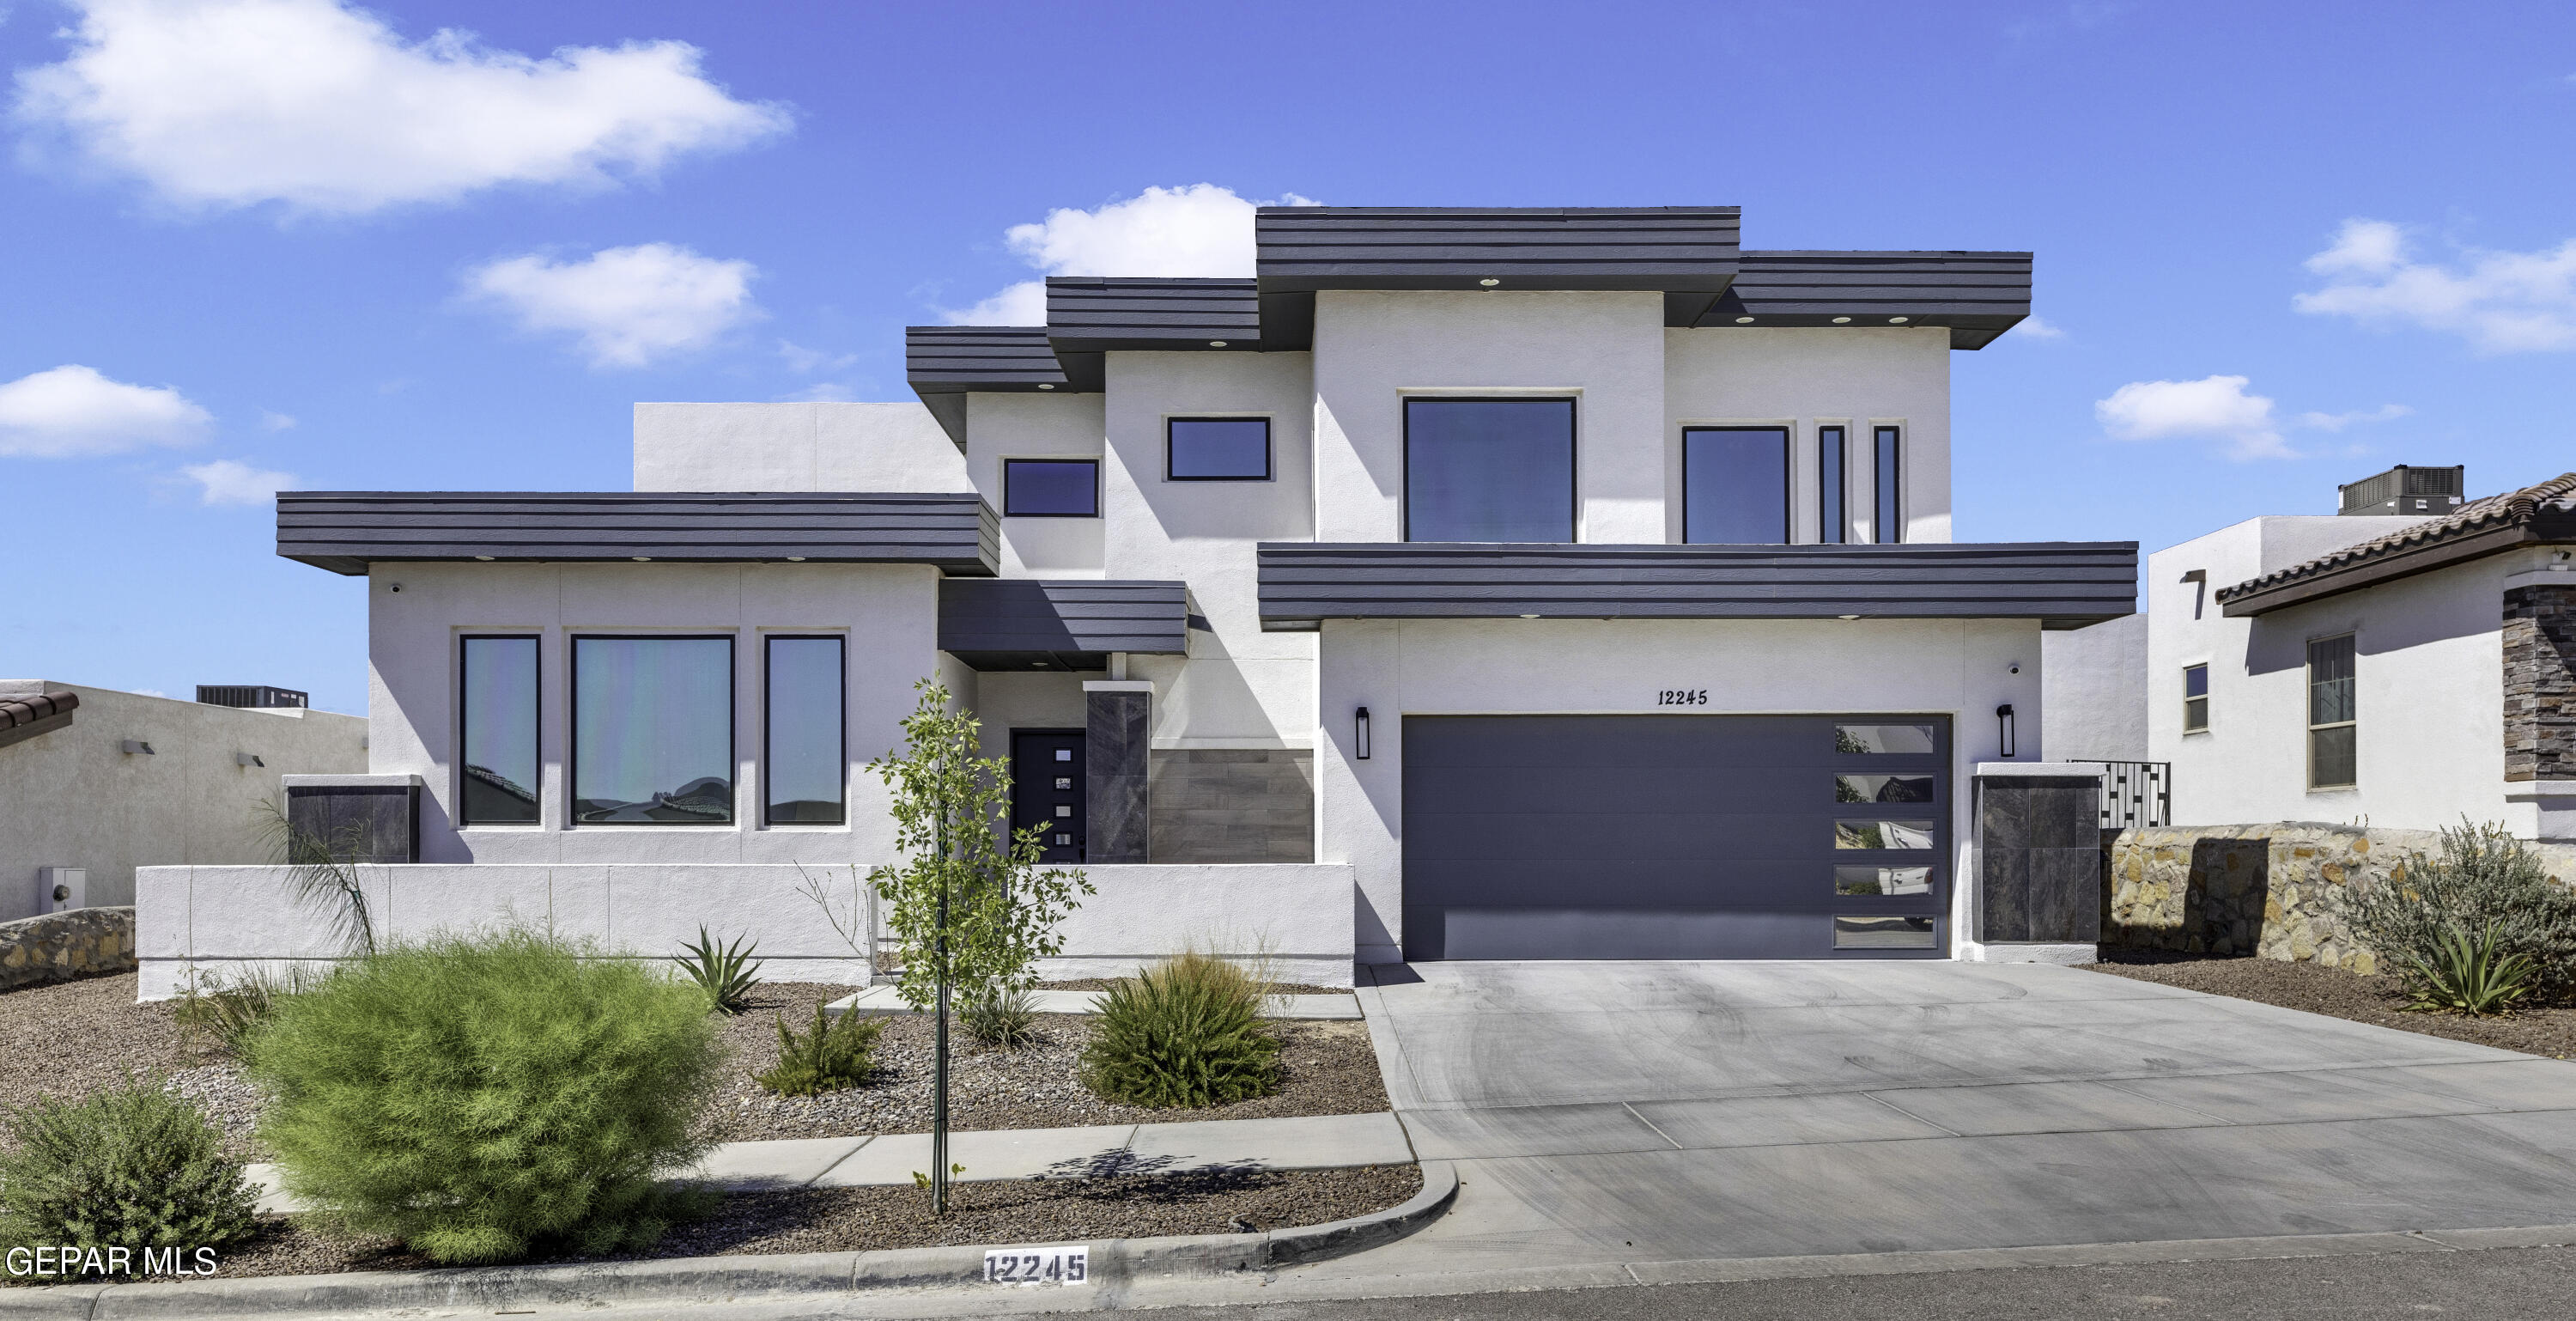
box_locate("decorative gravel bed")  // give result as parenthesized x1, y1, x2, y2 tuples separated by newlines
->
(2085, 950, 2576, 1060)
(1036, 978, 1350, 995)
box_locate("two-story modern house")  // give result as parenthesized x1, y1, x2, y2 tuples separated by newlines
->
(141, 206, 2134, 997)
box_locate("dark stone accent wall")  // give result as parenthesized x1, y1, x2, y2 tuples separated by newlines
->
(1976, 775, 2103, 943)
(1084, 690, 1151, 863)
(2504, 584, 2576, 782)
(286, 784, 420, 864)
(1148, 751, 1315, 863)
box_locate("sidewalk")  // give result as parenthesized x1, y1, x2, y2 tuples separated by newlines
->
(825, 986, 1364, 1020)
(244, 1110, 1413, 1213)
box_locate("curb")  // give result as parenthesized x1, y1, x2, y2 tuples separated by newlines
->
(0, 1162, 1456, 1320)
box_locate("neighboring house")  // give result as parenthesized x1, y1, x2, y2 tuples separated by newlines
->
(0, 681, 368, 919)
(2041, 612, 2148, 763)
(2147, 466, 2576, 838)
(161, 203, 2131, 991)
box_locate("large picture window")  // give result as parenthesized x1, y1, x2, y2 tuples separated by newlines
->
(2307, 635, 2356, 788)
(459, 636, 539, 825)
(572, 636, 735, 825)
(1167, 418, 1271, 480)
(1003, 460, 1100, 517)
(764, 636, 845, 825)
(1872, 425, 1903, 544)
(1683, 426, 1789, 544)
(1404, 398, 1576, 542)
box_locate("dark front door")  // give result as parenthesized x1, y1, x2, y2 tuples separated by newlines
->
(1012, 729, 1086, 862)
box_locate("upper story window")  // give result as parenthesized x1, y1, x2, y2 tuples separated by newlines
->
(1818, 426, 1847, 545)
(1168, 418, 1271, 480)
(1872, 426, 1903, 544)
(764, 636, 844, 825)
(2307, 635, 2356, 788)
(572, 636, 735, 825)
(459, 635, 539, 825)
(1682, 426, 1789, 545)
(1404, 398, 1575, 543)
(1003, 459, 1100, 517)
(2182, 663, 2209, 733)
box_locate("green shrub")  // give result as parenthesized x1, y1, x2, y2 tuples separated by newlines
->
(1080, 951, 1279, 1108)
(173, 965, 323, 1057)
(2407, 922, 2537, 1016)
(0, 1075, 258, 1256)
(245, 929, 722, 1264)
(2336, 820, 2576, 995)
(959, 982, 1039, 1048)
(755, 1003, 882, 1096)
(672, 927, 763, 1015)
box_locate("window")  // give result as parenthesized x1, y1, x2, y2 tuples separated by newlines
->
(571, 636, 735, 824)
(1818, 426, 1847, 545)
(1872, 426, 1903, 544)
(2307, 635, 2356, 788)
(764, 636, 844, 825)
(1167, 417, 1271, 480)
(1682, 427, 1789, 544)
(459, 636, 539, 825)
(2182, 664, 2210, 734)
(1834, 723, 1937, 754)
(1403, 398, 1576, 542)
(1003, 459, 1100, 517)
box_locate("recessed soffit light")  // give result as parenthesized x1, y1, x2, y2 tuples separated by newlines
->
(787, 556, 806, 562)
(1832, 316, 1852, 324)
(473, 555, 494, 561)
(1735, 316, 1755, 324)
(632, 557, 651, 563)
(1479, 278, 1500, 287)
(1520, 613, 1540, 619)
(1036, 383, 1054, 390)
(1209, 339, 1228, 347)
(1838, 613, 1861, 620)
(1889, 316, 1910, 324)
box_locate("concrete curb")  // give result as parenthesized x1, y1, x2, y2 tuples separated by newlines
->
(0, 1163, 1456, 1320)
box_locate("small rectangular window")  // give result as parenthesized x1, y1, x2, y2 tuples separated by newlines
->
(2182, 663, 2210, 734)
(1835, 866, 1933, 896)
(1834, 819, 1937, 850)
(459, 636, 539, 825)
(1404, 398, 1577, 542)
(1835, 915, 1936, 949)
(1873, 426, 1903, 544)
(1835, 723, 1937, 755)
(764, 636, 844, 825)
(1004, 459, 1100, 517)
(1167, 418, 1271, 480)
(1682, 427, 1790, 545)
(572, 636, 735, 825)
(1818, 426, 1847, 545)
(2307, 636, 2356, 788)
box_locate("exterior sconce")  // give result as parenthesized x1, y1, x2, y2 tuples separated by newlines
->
(118, 740, 155, 756)
(1355, 706, 1371, 760)
(1995, 704, 2016, 759)
(236, 752, 265, 767)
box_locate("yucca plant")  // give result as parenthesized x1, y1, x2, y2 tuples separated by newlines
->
(174, 964, 325, 1057)
(959, 982, 1040, 1048)
(754, 1003, 883, 1097)
(673, 927, 763, 1015)
(1080, 951, 1280, 1108)
(2407, 922, 2537, 1017)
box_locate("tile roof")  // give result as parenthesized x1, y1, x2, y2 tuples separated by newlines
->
(0, 689, 76, 732)
(2216, 472, 2576, 616)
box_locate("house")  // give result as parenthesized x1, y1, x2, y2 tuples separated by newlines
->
(2146, 466, 2576, 839)
(138, 205, 2137, 996)
(2, 680, 368, 920)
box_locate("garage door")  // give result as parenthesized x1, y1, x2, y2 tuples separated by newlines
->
(1401, 715, 1950, 960)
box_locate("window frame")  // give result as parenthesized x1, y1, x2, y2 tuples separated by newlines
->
(2306, 633, 2358, 790)
(568, 633, 738, 827)
(1400, 395, 1579, 544)
(1872, 425, 1904, 545)
(762, 633, 847, 827)
(1165, 417, 1273, 482)
(457, 633, 542, 827)
(1680, 424, 1793, 545)
(2181, 663, 2210, 734)
(1002, 458, 1103, 518)
(1817, 424, 1847, 545)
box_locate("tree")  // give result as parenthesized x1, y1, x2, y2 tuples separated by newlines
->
(866, 679, 1091, 1214)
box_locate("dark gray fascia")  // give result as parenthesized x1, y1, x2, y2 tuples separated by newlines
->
(904, 326, 1073, 448)
(1700, 251, 2034, 349)
(939, 578, 1190, 671)
(1044, 277, 1261, 353)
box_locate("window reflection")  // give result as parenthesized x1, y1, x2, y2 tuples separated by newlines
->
(1836, 915, 1936, 948)
(460, 636, 539, 825)
(1404, 399, 1575, 542)
(765, 636, 843, 825)
(1835, 866, 1933, 896)
(574, 636, 734, 825)
(1834, 723, 1937, 755)
(1682, 427, 1789, 544)
(1835, 774, 1935, 803)
(1834, 820, 1936, 850)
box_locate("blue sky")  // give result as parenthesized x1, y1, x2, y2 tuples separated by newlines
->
(3, 0, 2572, 715)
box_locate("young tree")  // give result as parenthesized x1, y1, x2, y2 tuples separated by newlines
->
(866, 679, 1091, 1214)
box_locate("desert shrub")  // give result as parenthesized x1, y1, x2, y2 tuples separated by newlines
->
(755, 1003, 883, 1096)
(2336, 820, 2576, 995)
(2406, 922, 2537, 1016)
(245, 929, 721, 1264)
(959, 982, 1039, 1048)
(0, 1075, 258, 1256)
(672, 927, 763, 1015)
(1081, 951, 1279, 1108)
(173, 965, 325, 1057)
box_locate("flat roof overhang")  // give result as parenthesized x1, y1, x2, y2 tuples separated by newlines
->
(939, 579, 1194, 671)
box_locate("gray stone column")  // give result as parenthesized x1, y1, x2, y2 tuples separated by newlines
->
(283, 774, 422, 864)
(1971, 762, 2105, 954)
(1082, 681, 1151, 864)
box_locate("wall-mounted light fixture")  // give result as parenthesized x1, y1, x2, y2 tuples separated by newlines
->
(1355, 706, 1371, 760)
(1995, 703, 2016, 759)
(119, 740, 155, 756)
(235, 752, 264, 767)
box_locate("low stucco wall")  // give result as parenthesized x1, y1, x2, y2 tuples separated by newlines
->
(0, 906, 136, 990)
(2103, 823, 2576, 971)
(134, 861, 1354, 1000)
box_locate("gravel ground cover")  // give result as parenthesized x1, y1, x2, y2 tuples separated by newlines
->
(1037, 978, 1349, 995)
(2085, 951, 2576, 1059)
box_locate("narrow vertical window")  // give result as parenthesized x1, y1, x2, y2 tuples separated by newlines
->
(459, 636, 539, 825)
(1873, 426, 1903, 544)
(2182, 664, 2209, 733)
(1682, 426, 1789, 544)
(572, 636, 735, 824)
(1817, 426, 1847, 545)
(2307, 636, 2356, 788)
(765, 636, 845, 825)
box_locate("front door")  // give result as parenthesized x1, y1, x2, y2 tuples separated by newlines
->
(1011, 729, 1086, 862)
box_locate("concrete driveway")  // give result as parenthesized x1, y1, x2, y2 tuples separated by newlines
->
(1325, 960, 2576, 1282)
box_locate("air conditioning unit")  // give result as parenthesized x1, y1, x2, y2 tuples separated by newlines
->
(37, 867, 86, 913)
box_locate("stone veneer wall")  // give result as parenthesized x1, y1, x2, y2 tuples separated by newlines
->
(1147, 750, 1315, 863)
(2503, 583, 2576, 782)
(2104, 824, 2576, 972)
(0, 905, 137, 990)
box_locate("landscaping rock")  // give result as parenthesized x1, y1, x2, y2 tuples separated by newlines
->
(0, 905, 135, 990)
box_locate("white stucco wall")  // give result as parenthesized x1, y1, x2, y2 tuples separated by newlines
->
(632, 402, 969, 493)
(966, 392, 1108, 576)
(0, 683, 367, 918)
(2042, 612, 2148, 762)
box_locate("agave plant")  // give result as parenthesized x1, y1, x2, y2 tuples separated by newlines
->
(673, 926, 764, 1015)
(2406, 922, 2536, 1017)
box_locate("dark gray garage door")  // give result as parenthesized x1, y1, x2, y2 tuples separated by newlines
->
(1401, 715, 1950, 960)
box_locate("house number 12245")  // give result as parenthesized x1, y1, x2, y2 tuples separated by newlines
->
(1657, 689, 1709, 705)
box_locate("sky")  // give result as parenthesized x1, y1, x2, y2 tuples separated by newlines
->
(3, 0, 2573, 715)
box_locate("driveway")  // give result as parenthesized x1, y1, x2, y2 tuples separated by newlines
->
(1324, 960, 2576, 1282)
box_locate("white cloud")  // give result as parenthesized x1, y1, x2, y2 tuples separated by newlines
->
(12, 0, 790, 215)
(180, 457, 294, 504)
(2014, 315, 2066, 339)
(463, 243, 758, 368)
(258, 409, 295, 430)
(944, 183, 1318, 325)
(2294, 403, 2413, 432)
(2095, 374, 2292, 460)
(775, 340, 856, 374)
(2294, 218, 2576, 353)
(0, 363, 210, 456)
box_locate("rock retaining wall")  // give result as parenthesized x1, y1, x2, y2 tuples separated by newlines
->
(0, 905, 137, 990)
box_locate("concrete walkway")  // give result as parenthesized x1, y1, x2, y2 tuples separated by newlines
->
(244, 1110, 1412, 1212)
(1300, 960, 2576, 1288)
(825, 986, 1364, 1020)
